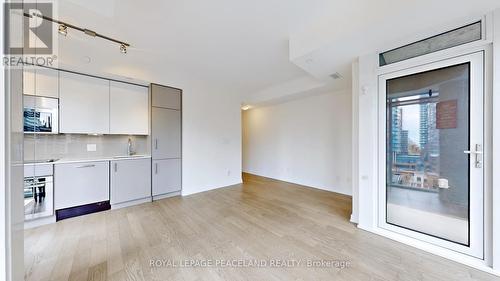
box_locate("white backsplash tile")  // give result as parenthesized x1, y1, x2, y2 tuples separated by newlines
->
(24, 134, 150, 161)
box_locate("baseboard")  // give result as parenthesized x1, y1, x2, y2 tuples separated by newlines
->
(153, 191, 181, 200)
(350, 214, 359, 224)
(111, 197, 152, 210)
(181, 180, 243, 196)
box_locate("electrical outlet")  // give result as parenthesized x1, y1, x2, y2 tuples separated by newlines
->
(87, 144, 97, 152)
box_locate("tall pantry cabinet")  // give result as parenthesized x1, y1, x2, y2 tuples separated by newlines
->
(151, 84, 182, 198)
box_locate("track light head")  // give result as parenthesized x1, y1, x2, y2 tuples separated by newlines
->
(58, 24, 67, 36)
(120, 43, 127, 54)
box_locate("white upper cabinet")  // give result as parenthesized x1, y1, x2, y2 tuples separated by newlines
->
(59, 71, 110, 134)
(36, 68, 59, 98)
(23, 69, 35, 95)
(151, 84, 181, 109)
(110, 81, 149, 135)
(23, 67, 59, 98)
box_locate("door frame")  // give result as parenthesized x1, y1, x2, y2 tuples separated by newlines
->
(376, 47, 492, 263)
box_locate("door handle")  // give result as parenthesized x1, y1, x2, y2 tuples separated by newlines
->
(155, 163, 158, 174)
(76, 164, 95, 168)
(464, 144, 483, 168)
(155, 139, 158, 150)
(114, 163, 118, 172)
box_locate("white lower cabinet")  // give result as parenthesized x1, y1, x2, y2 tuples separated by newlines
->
(152, 159, 181, 196)
(54, 161, 109, 210)
(110, 158, 151, 205)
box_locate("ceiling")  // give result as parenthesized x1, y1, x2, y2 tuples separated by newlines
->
(52, 0, 500, 101)
(54, 0, 331, 93)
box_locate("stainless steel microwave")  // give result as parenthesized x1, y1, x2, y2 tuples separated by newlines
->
(23, 95, 59, 134)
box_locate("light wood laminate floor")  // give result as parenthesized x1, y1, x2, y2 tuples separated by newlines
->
(25, 174, 499, 281)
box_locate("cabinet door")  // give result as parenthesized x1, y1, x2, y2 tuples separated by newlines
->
(152, 159, 181, 196)
(23, 68, 35, 96)
(23, 68, 59, 98)
(152, 107, 181, 159)
(54, 161, 109, 210)
(59, 71, 110, 134)
(36, 68, 59, 98)
(151, 84, 181, 109)
(110, 158, 151, 204)
(110, 82, 149, 135)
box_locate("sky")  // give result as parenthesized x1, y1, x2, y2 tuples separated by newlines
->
(401, 104, 421, 144)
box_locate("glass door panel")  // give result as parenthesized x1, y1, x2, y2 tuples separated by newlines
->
(379, 51, 484, 258)
(386, 63, 470, 245)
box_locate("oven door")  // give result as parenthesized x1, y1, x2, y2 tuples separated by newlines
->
(23, 95, 59, 134)
(24, 175, 54, 221)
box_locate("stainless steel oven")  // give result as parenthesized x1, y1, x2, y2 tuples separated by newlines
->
(24, 164, 54, 221)
(23, 95, 59, 134)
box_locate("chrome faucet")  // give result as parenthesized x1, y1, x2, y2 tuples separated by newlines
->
(127, 138, 135, 156)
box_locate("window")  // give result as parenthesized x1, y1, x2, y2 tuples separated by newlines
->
(379, 22, 481, 66)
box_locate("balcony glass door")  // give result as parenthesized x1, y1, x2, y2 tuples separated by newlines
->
(378, 52, 484, 258)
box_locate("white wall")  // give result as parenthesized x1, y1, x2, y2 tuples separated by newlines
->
(354, 53, 379, 228)
(1, 21, 5, 280)
(492, 7, 500, 271)
(350, 60, 360, 223)
(2, 4, 25, 280)
(242, 90, 352, 195)
(181, 85, 242, 196)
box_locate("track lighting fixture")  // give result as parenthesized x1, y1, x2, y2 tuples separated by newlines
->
(25, 12, 130, 54)
(120, 44, 127, 54)
(58, 24, 67, 36)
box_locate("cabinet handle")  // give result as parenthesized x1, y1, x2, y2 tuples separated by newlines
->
(76, 164, 95, 168)
(114, 163, 118, 172)
(155, 139, 158, 150)
(155, 163, 158, 174)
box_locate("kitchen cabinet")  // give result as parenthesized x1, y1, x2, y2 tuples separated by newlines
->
(151, 84, 181, 109)
(54, 161, 109, 210)
(59, 71, 110, 134)
(24, 164, 53, 179)
(152, 107, 181, 159)
(23, 69, 35, 95)
(110, 158, 151, 205)
(23, 67, 59, 98)
(110, 81, 149, 135)
(151, 84, 182, 197)
(152, 159, 181, 196)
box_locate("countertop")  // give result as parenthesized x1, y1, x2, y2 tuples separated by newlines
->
(24, 155, 152, 166)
